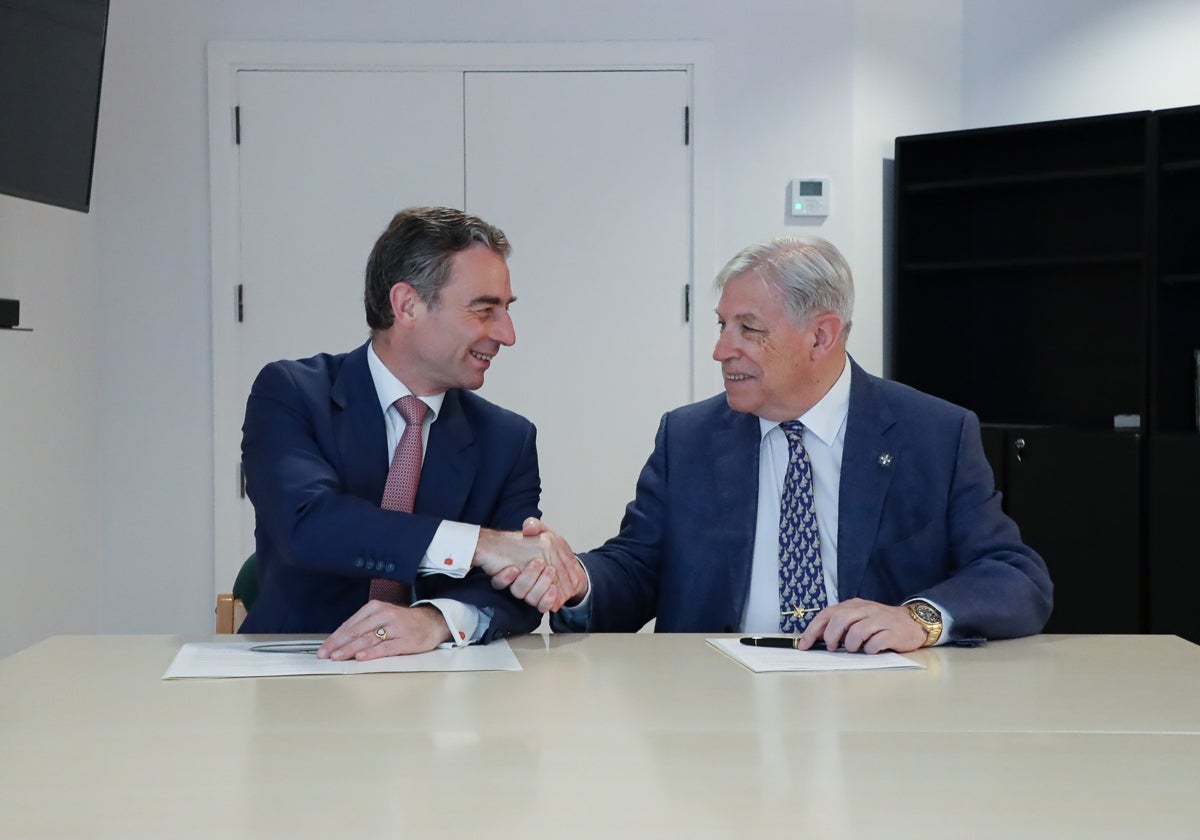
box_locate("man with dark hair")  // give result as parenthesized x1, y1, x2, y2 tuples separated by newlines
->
(513, 234, 1052, 652)
(240, 206, 583, 657)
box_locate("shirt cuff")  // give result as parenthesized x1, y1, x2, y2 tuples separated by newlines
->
(418, 521, 480, 578)
(416, 598, 491, 647)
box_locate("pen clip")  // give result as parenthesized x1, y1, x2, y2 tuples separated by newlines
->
(249, 642, 322, 654)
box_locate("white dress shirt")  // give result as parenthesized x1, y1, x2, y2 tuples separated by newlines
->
(367, 345, 488, 646)
(742, 360, 852, 631)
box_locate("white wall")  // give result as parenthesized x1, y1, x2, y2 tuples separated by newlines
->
(963, 0, 1200, 127)
(0, 197, 102, 652)
(0, 0, 1001, 654)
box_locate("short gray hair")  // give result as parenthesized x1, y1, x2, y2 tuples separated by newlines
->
(713, 235, 854, 334)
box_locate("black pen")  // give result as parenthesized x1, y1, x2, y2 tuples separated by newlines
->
(740, 636, 827, 651)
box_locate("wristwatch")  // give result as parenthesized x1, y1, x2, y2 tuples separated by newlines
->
(906, 600, 943, 647)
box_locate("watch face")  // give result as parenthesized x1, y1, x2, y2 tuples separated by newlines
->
(913, 604, 940, 624)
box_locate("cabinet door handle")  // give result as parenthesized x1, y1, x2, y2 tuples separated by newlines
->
(1014, 437, 1026, 463)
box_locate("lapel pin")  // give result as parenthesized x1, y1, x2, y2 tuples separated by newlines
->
(878, 452, 894, 468)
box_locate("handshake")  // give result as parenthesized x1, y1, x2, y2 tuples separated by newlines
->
(470, 518, 588, 613)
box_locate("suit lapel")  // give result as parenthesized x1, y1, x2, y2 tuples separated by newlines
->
(331, 344, 389, 501)
(713, 406, 761, 618)
(416, 389, 476, 519)
(837, 360, 898, 600)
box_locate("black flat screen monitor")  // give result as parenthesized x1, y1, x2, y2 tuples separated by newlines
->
(0, 0, 110, 212)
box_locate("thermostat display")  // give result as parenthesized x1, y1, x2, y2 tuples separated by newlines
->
(789, 178, 830, 217)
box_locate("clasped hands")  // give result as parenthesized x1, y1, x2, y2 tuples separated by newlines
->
(472, 517, 588, 613)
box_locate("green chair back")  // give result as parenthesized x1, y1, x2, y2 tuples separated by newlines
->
(232, 552, 260, 612)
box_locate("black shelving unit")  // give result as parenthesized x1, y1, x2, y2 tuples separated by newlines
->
(1148, 104, 1200, 643)
(895, 109, 1198, 641)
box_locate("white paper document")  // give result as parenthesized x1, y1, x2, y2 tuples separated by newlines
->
(162, 639, 521, 679)
(707, 638, 924, 673)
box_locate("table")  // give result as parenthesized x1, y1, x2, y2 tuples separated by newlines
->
(2, 633, 1199, 838)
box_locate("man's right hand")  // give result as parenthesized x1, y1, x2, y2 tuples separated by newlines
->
(473, 520, 588, 612)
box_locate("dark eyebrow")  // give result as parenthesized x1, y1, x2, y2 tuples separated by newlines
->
(469, 295, 517, 307)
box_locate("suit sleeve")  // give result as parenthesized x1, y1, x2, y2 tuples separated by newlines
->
(917, 411, 1054, 639)
(242, 361, 441, 584)
(418, 420, 543, 642)
(484, 420, 543, 532)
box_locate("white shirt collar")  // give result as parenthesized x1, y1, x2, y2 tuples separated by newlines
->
(366, 342, 445, 421)
(757, 356, 852, 445)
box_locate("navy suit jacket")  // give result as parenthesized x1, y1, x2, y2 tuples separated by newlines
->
(552, 360, 1052, 640)
(239, 342, 542, 639)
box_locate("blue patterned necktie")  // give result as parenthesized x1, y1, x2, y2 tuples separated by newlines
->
(778, 420, 826, 633)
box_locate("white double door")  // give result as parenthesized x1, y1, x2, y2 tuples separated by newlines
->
(229, 67, 693, 589)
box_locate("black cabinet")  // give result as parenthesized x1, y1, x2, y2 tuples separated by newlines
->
(1149, 435, 1200, 641)
(1154, 106, 1200, 436)
(896, 108, 1199, 641)
(1146, 106, 1200, 643)
(982, 427, 1142, 634)
(895, 112, 1150, 432)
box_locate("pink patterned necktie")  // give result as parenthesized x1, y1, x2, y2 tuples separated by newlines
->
(368, 395, 428, 604)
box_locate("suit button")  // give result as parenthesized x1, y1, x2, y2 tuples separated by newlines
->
(365, 560, 375, 571)
(385, 562, 395, 573)
(355, 558, 365, 568)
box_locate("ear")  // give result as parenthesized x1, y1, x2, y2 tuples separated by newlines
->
(809, 312, 845, 359)
(388, 282, 421, 327)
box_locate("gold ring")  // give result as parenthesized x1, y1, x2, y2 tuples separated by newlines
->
(374, 626, 388, 641)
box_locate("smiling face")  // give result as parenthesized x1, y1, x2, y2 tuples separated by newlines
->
(384, 244, 516, 395)
(713, 270, 844, 422)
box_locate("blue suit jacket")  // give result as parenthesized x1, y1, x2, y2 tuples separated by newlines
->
(553, 360, 1052, 639)
(239, 342, 542, 639)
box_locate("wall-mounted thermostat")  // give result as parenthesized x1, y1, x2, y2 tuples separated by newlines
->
(788, 178, 830, 217)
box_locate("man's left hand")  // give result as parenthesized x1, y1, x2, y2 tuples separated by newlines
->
(796, 597, 927, 654)
(317, 601, 452, 661)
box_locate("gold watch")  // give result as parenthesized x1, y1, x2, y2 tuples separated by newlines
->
(906, 600, 943, 647)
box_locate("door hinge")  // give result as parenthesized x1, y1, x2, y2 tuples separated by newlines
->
(684, 106, 690, 146)
(683, 284, 691, 323)
(239, 462, 246, 499)
(236, 284, 244, 323)
(234, 105, 241, 145)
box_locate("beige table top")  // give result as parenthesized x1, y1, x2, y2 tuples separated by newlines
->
(2, 633, 1199, 838)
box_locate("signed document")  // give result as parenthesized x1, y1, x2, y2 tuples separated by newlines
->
(163, 639, 521, 679)
(707, 638, 924, 673)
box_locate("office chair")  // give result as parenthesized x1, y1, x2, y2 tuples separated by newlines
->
(214, 553, 259, 633)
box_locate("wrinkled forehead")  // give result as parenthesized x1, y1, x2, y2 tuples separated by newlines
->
(716, 269, 787, 319)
